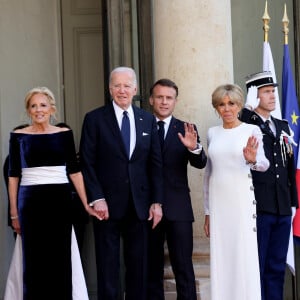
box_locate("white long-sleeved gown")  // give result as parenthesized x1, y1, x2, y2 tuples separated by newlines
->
(203, 123, 269, 300)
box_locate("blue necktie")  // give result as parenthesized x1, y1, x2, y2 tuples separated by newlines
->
(121, 111, 130, 157)
(157, 121, 165, 148)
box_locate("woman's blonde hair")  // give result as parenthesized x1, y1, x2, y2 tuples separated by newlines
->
(211, 84, 244, 109)
(24, 86, 57, 120)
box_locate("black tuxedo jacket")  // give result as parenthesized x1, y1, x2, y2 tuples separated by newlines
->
(80, 101, 164, 220)
(161, 117, 207, 221)
(240, 108, 298, 215)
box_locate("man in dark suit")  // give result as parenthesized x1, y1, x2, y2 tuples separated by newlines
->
(240, 71, 298, 300)
(80, 66, 164, 300)
(147, 79, 207, 300)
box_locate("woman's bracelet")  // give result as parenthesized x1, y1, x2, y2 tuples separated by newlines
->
(10, 215, 19, 220)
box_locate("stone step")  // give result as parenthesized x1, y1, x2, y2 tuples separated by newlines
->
(164, 262, 210, 279)
(163, 238, 211, 300)
(164, 278, 211, 300)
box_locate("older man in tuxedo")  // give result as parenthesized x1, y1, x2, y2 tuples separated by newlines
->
(80, 66, 164, 300)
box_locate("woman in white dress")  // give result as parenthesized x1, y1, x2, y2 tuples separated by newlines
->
(203, 84, 269, 300)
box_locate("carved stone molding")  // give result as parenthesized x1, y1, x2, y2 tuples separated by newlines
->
(71, 0, 101, 15)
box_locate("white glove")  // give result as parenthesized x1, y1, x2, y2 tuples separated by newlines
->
(245, 86, 260, 110)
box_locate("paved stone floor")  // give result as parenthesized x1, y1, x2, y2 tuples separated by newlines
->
(164, 278, 211, 300)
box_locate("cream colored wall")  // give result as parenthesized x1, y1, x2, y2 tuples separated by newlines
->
(0, 1, 63, 296)
(152, 0, 234, 238)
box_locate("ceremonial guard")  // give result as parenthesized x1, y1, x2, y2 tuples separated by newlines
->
(240, 71, 298, 300)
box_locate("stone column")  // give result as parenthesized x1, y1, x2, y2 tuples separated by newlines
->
(152, 1, 233, 298)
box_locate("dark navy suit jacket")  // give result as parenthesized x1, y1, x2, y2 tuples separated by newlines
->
(161, 117, 207, 221)
(80, 101, 164, 220)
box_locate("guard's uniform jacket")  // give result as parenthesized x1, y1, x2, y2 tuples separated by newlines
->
(240, 108, 298, 215)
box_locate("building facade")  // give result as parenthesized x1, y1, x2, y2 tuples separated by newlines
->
(0, 1, 299, 299)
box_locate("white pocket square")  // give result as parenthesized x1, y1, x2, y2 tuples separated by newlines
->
(142, 132, 149, 136)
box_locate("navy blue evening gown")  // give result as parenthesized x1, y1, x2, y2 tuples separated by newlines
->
(8, 130, 80, 300)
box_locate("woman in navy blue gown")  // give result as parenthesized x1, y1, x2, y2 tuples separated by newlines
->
(7, 87, 98, 300)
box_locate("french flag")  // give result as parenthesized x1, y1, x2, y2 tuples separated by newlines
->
(293, 156, 300, 244)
